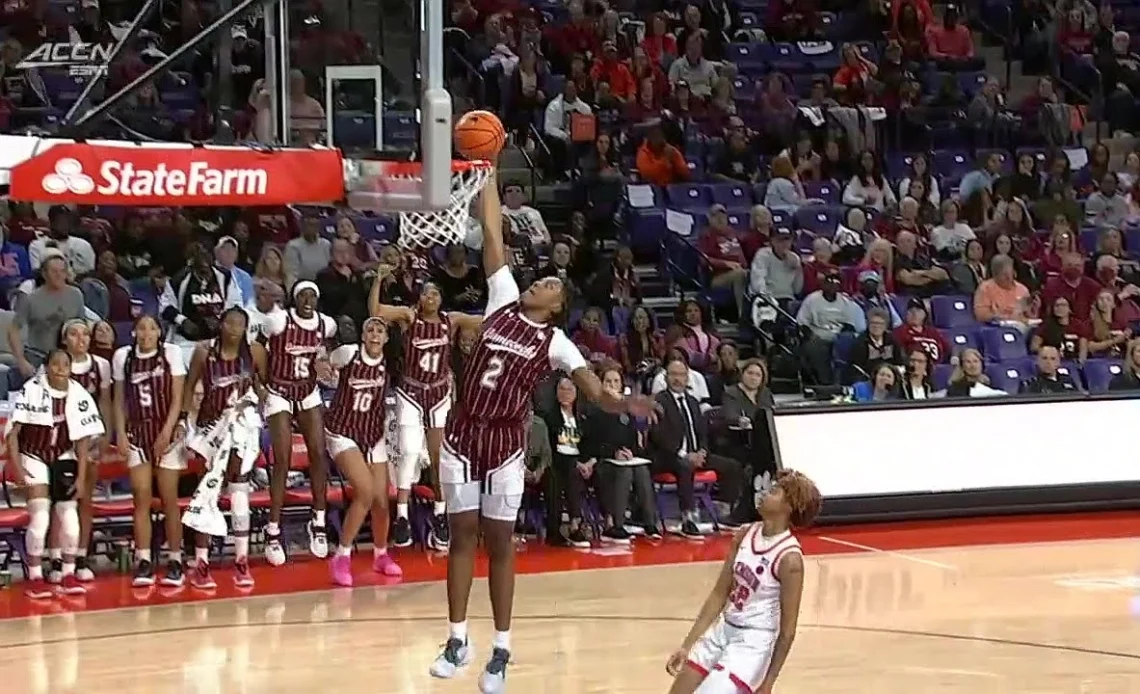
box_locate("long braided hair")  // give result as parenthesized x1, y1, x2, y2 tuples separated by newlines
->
(209, 306, 256, 390)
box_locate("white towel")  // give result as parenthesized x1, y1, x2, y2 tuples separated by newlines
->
(182, 397, 263, 537)
(5, 376, 106, 446)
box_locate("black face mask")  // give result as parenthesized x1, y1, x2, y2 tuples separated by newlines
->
(861, 284, 878, 299)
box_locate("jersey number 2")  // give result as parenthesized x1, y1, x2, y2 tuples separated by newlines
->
(480, 356, 504, 390)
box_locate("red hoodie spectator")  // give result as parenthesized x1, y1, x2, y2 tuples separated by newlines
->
(1041, 252, 1102, 320)
(571, 307, 619, 362)
(640, 13, 677, 66)
(893, 298, 950, 362)
(1057, 11, 1094, 54)
(590, 41, 636, 100)
(699, 206, 748, 271)
(891, 0, 933, 32)
(547, 3, 597, 60)
(925, 10, 974, 59)
(801, 237, 838, 296)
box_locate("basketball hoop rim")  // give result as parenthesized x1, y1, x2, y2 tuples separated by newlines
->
(373, 159, 493, 177)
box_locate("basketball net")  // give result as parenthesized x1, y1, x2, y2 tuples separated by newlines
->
(345, 160, 493, 250)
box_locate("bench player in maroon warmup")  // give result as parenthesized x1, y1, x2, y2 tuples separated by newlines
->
(369, 281, 484, 551)
(428, 171, 656, 693)
(324, 317, 403, 585)
(112, 315, 187, 587)
(259, 281, 338, 565)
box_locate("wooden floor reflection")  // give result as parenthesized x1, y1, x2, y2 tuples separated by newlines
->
(2, 538, 1140, 693)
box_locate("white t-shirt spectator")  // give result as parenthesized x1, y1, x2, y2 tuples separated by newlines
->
(502, 205, 551, 247)
(29, 236, 96, 276)
(544, 95, 592, 141)
(667, 56, 718, 97)
(930, 222, 976, 255)
(650, 367, 712, 409)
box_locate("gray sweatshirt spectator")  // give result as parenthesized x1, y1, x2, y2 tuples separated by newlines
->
(796, 286, 866, 341)
(763, 177, 805, 213)
(285, 217, 332, 289)
(749, 231, 804, 300)
(9, 254, 85, 374)
(668, 37, 719, 97)
(1085, 174, 1130, 228)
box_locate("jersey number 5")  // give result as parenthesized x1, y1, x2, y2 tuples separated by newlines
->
(137, 383, 153, 408)
(480, 356, 504, 390)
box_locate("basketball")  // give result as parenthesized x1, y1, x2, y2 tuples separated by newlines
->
(454, 110, 506, 161)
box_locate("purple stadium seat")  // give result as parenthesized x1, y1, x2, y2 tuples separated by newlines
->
(726, 43, 765, 71)
(931, 363, 955, 390)
(725, 211, 748, 229)
(684, 156, 705, 179)
(770, 209, 790, 228)
(793, 205, 842, 238)
(802, 180, 840, 204)
(957, 71, 987, 98)
(355, 215, 397, 245)
(985, 362, 1029, 394)
(886, 152, 917, 180)
(980, 326, 1028, 362)
(794, 230, 815, 254)
(1079, 227, 1099, 252)
(666, 184, 712, 209)
(1057, 360, 1082, 386)
(628, 208, 666, 254)
(710, 183, 755, 210)
(1125, 226, 1140, 252)
(945, 327, 978, 356)
(932, 149, 972, 180)
(1083, 359, 1123, 393)
(888, 294, 908, 319)
(767, 43, 808, 74)
(1015, 147, 1049, 168)
(930, 295, 976, 328)
(113, 321, 134, 348)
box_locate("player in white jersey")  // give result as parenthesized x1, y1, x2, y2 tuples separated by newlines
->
(666, 469, 821, 694)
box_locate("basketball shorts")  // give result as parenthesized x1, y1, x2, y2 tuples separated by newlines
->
(325, 430, 388, 465)
(439, 442, 524, 522)
(686, 616, 776, 691)
(395, 386, 451, 430)
(19, 454, 80, 502)
(265, 386, 323, 418)
(126, 422, 186, 471)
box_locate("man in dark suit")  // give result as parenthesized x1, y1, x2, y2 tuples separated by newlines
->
(650, 356, 745, 538)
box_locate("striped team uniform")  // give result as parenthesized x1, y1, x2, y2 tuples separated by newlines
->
(15, 391, 71, 488)
(395, 313, 453, 430)
(440, 267, 586, 521)
(686, 527, 802, 691)
(324, 344, 389, 464)
(69, 354, 111, 401)
(112, 343, 187, 470)
(260, 308, 337, 416)
(185, 341, 260, 469)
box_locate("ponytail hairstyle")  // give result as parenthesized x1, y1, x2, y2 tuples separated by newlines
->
(125, 314, 165, 382)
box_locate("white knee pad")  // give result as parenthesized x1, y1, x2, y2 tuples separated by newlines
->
(54, 501, 80, 556)
(26, 497, 50, 558)
(693, 668, 743, 694)
(228, 482, 251, 534)
(396, 425, 425, 490)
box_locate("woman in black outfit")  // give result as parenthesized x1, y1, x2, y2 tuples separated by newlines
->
(541, 376, 599, 548)
(706, 341, 741, 406)
(719, 358, 776, 524)
(900, 349, 934, 399)
(584, 364, 662, 541)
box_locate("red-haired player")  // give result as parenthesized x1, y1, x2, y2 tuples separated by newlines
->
(324, 317, 401, 586)
(258, 280, 337, 566)
(112, 314, 187, 587)
(428, 170, 657, 692)
(665, 469, 822, 694)
(8, 349, 106, 598)
(369, 281, 483, 551)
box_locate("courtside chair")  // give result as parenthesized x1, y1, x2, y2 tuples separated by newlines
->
(1083, 359, 1123, 394)
(652, 470, 721, 536)
(0, 465, 30, 576)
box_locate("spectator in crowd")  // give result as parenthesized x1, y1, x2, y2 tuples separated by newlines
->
(507, 45, 549, 140)
(30, 206, 96, 277)
(620, 305, 666, 385)
(1086, 173, 1130, 228)
(1097, 31, 1140, 134)
(959, 151, 1003, 224)
(9, 255, 85, 377)
(706, 341, 741, 405)
(758, 75, 798, 147)
(536, 241, 582, 299)
(898, 154, 940, 208)
(649, 356, 745, 536)
(989, 233, 1040, 291)
(892, 4, 928, 62)
(797, 269, 865, 385)
(1042, 252, 1100, 320)
(522, 411, 552, 527)
(316, 239, 371, 330)
(720, 358, 775, 487)
(590, 245, 639, 309)
(1085, 289, 1133, 358)
(852, 363, 900, 401)
(667, 299, 720, 372)
(850, 307, 903, 383)
(284, 217, 332, 289)
(675, 4, 710, 58)
(763, 154, 811, 213)
(571, 306, 619, 364)
(1041, 223, 1080, 279)
(930, 200, 976, 261)
(1019, 346, 1081, 394)
(668, 34, 719, 98)
(945, 347, 1005, 397)
(1030, 296, 1086, 360)
(853, 270, 901, 326)
(1108, 338, 1140, 390)
(767, 0, 819, 41)
(893, 297, 949, 363)
(502, 183, 551, 249)
(974, 254, 1032, 327)
(0, 221, 32, 304)
(739, 206, 773, 264)
(215, 236, 253, 307)
(833, 43, 878, 104)
(591, 40, 635, 101)
(650, 347, 712, 407)
(626, 75, 664, 123)
(254, 245, 287, 292)
(749, 228, 803, 308)
(1035, 178, 1082, 230)
(697, 204, 750, 316)
(578, 131, 624, 191)
(712, 128, 760, 183)
(894, 230, 951, 296)
(925, 4, 976, 67)
(900, 349, 934, 399)
(1093, 255, 1140, 323)
(111, 214, 153, 280)
(1089, 227, 1140, 284)
(856, 239, 896, 294)
(86, 250, 133, 322)
(1058, 6, 1095, 55)
(950, 238, 988, 295)
(999, 152, 1043, 202)
(433, 243, 486, 312)
(641, 13, 677, 66)
(546, 0, 596, 71)
(246, 277, 285, 341)
(544, 79, 593, 176)
(586, 364, 660, 541)
(542, 376, 599, 548)
(635, 122, 689, 185)
(374, 245, 420, 306)
(883, 197, 929, 242)
(4, 202, 46, 248)
(843, 150, 898, 213)
(801, 236, 838, 296)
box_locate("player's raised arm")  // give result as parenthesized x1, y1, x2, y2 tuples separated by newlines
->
(757, 552, 805, 693)
(479, 168, 506, 278)
(368, 272, 416, 324)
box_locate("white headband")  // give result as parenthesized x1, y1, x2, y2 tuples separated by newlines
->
(292, 280, 320, 300)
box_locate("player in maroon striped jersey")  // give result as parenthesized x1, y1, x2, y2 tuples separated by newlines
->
(369, 281, 484, 551)
(112, 315, 188, 588)
(258, 280, 338, 566)
(323, 317, 404, 586)
(178, 307, 268, 590)
(429, 171, 657, 692)
(44, 320, 112, 585)
(7, 349, 104, 599)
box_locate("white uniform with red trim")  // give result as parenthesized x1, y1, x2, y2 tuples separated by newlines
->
(686, 526, 801, 691)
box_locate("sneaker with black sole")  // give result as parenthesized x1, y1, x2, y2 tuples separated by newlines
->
(161, 560, 185, 587)
(47, 559, 63, 585)
(75, 556, 95, 582)
(132, 559, 156, 587)
(307, 520, 329, 558)
(680, 519, 704, 539)
(643, 524, 663, 540)
(428, 513, 450, 551)
(601, 526, 631, 544)
(391, 516, 413, 548)
(623, 524, 646, 536)
(567, 526, 591, 548)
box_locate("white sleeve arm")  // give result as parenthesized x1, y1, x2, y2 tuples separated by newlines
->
(328, 344, 356, 369)
(548, 330, 588, 374)
(158, 280, 182, 325)
(111, 347, 128, 381)
(262, 309, 288, 338)
(97, 357, 112, 390)
(485, 266, 521, 317)
(322, 314, 338, 339)
(165, 344, 188, 377)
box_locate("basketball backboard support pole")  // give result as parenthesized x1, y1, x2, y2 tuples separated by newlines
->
(272, 0, 291, 145)
(419, 0, 453, 210)
(262, 0, 279, 143)
(325, 66, 384, 150)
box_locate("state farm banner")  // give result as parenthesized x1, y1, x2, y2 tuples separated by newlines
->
(5, 137, 345, 206)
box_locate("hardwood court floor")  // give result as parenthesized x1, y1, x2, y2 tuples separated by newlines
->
(1, 513, 1140, 693)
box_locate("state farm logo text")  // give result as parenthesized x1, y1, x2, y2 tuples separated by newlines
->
(40, 158, 269, 198)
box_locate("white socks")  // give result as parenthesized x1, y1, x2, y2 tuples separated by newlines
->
(374, 546, 387, 557)
(195, 546, 209, 562)
(137, 548, 152, 562)
(313, 510, 326, 526)
(433, 501, 446, 515)
(337, 545, 352, 557)
(396, 502, 409, 520)
(449, 621, 468, 642)
(493, 630, 511, 650)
